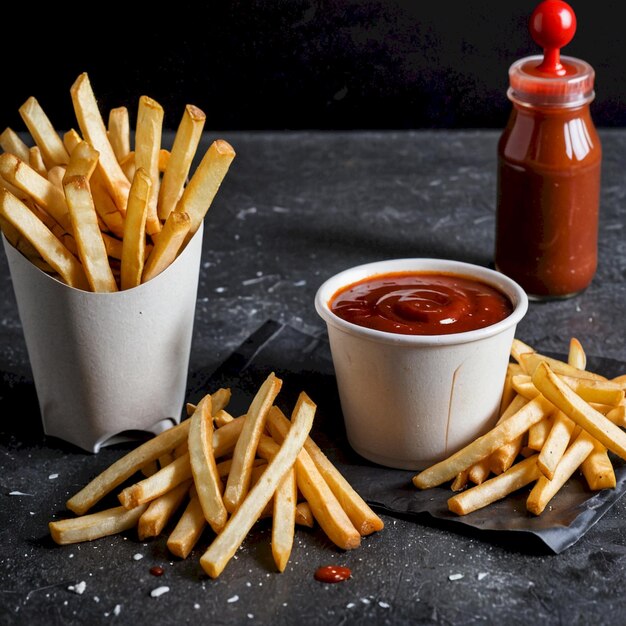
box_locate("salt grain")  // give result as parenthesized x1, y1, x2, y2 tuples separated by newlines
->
(113, 605, 121, 616)
(133, 553, 144, 561)
(478, 572, 489, 581)
(449, 574, 464, 581)
(48, 474, 59, 480)
(227, 595, 239, 603)
(150, 586, 170, 598)
(379, 601, 390, 608)
(68, 581, 86, 595)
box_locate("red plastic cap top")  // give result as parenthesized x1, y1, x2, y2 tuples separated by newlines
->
(530, 0, 577, 76)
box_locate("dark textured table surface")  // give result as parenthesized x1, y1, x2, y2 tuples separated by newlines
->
(1, 130, 625, 625)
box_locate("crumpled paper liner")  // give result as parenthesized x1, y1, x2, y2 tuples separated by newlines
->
(3, 223, 203, 453)
(187, 319, 626, 554)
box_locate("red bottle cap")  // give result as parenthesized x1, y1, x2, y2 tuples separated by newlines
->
(508, 0, 595, 107)
(530, 0, 577, 76)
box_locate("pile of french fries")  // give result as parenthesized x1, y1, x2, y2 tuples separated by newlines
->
(414, 338, 626, 517)
(49, 374, 384, 578)
(0, 72, 235, 291)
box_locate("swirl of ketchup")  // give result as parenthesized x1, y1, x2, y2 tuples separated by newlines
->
(330, 272, 512, 336)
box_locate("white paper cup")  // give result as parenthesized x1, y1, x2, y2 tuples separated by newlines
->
(2, 223, 203, 453)
(315, 258, 528, 470)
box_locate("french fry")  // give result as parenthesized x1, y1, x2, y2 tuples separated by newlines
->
(223, 372, 282, 513)
(272, 467, 297, 572)
(63, 175, 118, 292)
(527, 416, 553, 451)
(141, 460, 159, 478)
(448, 455, 541, 516)
(134, 96, 163, 234)
(0, 189, 88, 290)
(118, 452, 192, 509)
(532, 362, 626, 461)
(200, 392, 316, 578)
(295, 502, 315, 528)
(66, 418, 193, 515)
(520, 352, 605, 381)
(159, 149, 170, 172)
(527, 430, 597, 515)
(488, 394, 529, 474)
(265, 417, 361, 551)
(108, 106, 131, 163)
(29, 146, 47, 177)
(581, 440, 616, 491)
(0, 153, 72, 233)
(0, 127, 30, 162)
(63, 140, 99, 181)
(214, 409, 235, 427)
(137, 479, 192, 540)
(120, 168, 151, 290)
(70, 73, 130, 213)
(510, 338, 535, 366)
(268, 405, 383, 536)
(141, 210, 191, 283)
(568, 337, 587, 371)
(19, 96, 69, 168)
(47, 165, 66, 190)
(188, 394, 228, 533)
(89, 173, 126, 238)
(175, 139, 236, 244)
(467, 459, 490, 485)
(49, 505, 147, 545)
(167, 487, 206, 559)
(119, 152, 136, 181)
(451, 469, 469, 491)
(413, 395, 553, 489)
(536, 411, 577, 479)
(157, 104, 206, 220)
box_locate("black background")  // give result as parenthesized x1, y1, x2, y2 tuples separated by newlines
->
(2, 0, 624, 131)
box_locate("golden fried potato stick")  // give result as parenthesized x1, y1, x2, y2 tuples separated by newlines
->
(510, 338, 535, 367)
(47, 165, 67, 190)
(200, 392, 316, 579)
(157, 104, 206, 220)
(175, 139, 236, 244)
(0, 153, 72, 232)
(537, 411, 577, 479)
(19, 96, 70, 168)
(137, 479, 192, 540)
(49, 504, 147, 545)
(67, 422, 193, 515)
(487, 394, 529, 475)
(581, 440, 616, 491)
(527, 416, 553, 451)
(568, 337, 587, 371)
(70, 73, 130, 213)
(134, 96, 163, 234)
(295, 502, 315, 528)
(263, 422, 361, 551)
(188, 394, 228, 533)
(413, 395, 553, 489)
(63, 175, 118, 292)
(141, 210, 190, 283)
(532, 362, 626, 461)
(167, 487, 206, 559)
(268, 405, 383, 536)
(527, 430, 597, 515)
(64, 140, 99, 181)
(120, 168, 151, 290)
(451, 469, 470, 491)
(118, 452, 192, 509)
(0, 189, 88, 290)
(272, 467, 297, 572)
(223, 372, 282, 513)
(108, 106, 131, 163)
(448, 455, 541, 516)
(521, 352, 605, 381)
(29, 146, 47, 177)
(0, 127, 30, 162)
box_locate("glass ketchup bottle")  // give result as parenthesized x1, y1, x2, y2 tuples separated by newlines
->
(495, 0, 601, 300)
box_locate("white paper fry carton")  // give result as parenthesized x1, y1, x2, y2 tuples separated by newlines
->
(2, 224, 203, 452)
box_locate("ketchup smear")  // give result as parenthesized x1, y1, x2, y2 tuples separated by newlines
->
(330, 272, 512, 336)
(314, 565, 352, 583)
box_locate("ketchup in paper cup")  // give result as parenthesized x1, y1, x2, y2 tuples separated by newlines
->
(315, 258, 528, 470)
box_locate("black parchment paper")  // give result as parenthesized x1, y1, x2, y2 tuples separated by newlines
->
(187, 320, 626, 554)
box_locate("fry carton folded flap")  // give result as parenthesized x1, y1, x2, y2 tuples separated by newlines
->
(2, 223, 204, 453)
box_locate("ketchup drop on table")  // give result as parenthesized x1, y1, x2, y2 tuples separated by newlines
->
(495, 0, 601, 300)
(314, 565, 352, 583)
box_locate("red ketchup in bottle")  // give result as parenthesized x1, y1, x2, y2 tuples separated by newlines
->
(495, 0, 601, 300)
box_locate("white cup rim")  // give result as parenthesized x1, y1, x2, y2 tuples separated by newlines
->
(315, 258, 528, 346)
